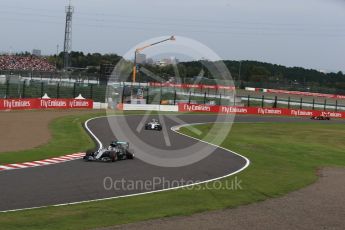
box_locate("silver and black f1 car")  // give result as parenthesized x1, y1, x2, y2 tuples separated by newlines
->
(311, 115, 330, 120)
(145, 119, 162, 131)
(83, 140, 134, 162)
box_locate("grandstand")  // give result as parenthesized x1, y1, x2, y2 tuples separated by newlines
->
(0, 55, 56, 72)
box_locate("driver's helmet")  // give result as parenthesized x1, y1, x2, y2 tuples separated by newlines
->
(110, 141, 118, 148)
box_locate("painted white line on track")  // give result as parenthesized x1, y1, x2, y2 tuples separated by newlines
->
(0, 114, 251, 213)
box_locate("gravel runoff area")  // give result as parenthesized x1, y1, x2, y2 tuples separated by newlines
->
(102, 167, 345, 230)
(0, 110, 98, 153)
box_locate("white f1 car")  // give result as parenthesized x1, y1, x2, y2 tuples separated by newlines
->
(145, 119, 162, 131)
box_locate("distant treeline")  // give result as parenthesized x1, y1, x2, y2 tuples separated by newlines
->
(44, 52, 345, 91)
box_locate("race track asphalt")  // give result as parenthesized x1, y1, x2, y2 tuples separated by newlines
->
(0, 114, 343, 212)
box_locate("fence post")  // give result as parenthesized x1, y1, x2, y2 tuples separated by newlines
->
(335, 100, 338, 112)
(160, 85, 163, 105)
(247, 95, 250, 107)
(146, 87, 149, 104)
(312, 98, 315, 110)
(5, 80, 9, 99)
(73, 83, 76, 98)
(90, 84, 93, 100)
(173, 90, 177, 105)
(288, 97, 290, 109)
(273, 96, 277, 108)
(22, 81, 26, 98)
(324, 99, 327, 111)
(57, 83, 60, 99)
(300, 98, 303, 110)
(122, 87, 125, 104)
(40, 82, 44, 98)
(219, 93, 222, 106)
(204, 92, 207, 104)
(188, 91, 191, 104)
(261, 95, 264, 108)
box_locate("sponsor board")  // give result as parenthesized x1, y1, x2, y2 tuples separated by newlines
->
(257, 108, 282, 115)
(0, 99, 38, 110)
(220, 106, 249, 114)
(290, 109, 314, 116)
(180, 103, 213, 112)
(0, 98, 93, 111)
(178, 103, 345, 119)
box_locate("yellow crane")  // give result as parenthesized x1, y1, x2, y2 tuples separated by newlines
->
(132, 36, 175, 83)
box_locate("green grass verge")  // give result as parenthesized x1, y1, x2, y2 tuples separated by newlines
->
(1, 121, 345, 229)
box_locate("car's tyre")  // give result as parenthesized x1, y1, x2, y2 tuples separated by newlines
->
(85, 149, 95, 156)
(111, 152, 118, 162)
(126, 151, 134, 159)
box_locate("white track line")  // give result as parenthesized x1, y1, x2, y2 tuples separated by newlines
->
(0, 115, 250, 213)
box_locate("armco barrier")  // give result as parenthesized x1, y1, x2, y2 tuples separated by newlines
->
(122, 104, 178, 112)
(0, 98, 93, 111)
(148, 82, 235, 91)
(178, 103, 345, 119)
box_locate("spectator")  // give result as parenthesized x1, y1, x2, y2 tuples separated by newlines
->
(0, 55, 56, 72)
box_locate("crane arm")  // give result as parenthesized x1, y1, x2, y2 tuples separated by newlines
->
(135, 36, 175, 53)
(132, 36, 175, 83)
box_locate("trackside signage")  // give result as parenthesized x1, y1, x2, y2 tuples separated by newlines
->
(0, 98, 93, 111)
(40, 99, 92, 109)
(0, 99, 38, 110)
(178, 103, 345, 119)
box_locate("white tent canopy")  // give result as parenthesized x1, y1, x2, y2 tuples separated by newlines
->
(75, 94, 85, 99)
(41, 93, 50, 99)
